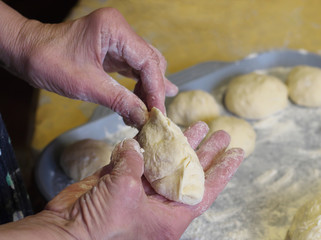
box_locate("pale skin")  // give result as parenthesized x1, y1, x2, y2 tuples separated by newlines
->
(0, 1, 177, 128)
(0, 125, 244, 240)
(0, 2, 244, 239)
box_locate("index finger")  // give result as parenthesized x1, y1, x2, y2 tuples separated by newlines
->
(122, 37, 167, 113)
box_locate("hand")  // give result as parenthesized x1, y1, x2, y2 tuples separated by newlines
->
(30, 122, 242, 240)
(5, 7, 178, 128)
(0, 122, 243, 239)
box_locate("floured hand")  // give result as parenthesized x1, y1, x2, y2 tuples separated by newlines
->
(2, 6, 177, 128)
(0, 122, 243, 240)
(36, 122, 243, 240)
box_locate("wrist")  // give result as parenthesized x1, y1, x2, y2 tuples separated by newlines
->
(0, 1, 49, 82)
(0, 210, 75, 240)
(0, 2, 28, 71)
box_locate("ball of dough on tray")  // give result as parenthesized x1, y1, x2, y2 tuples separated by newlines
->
(225, 73, 288, 119)
(167, 90, 220, 126)
(286, 196, 321, 240)
(60, 139, 113, 181)
(287, 65, 321, 107)
(206, 116, 256, 157)
(137, 107, 204, 205)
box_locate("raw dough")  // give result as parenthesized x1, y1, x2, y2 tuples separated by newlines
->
(287, 66, 321, 107)
(60, 139, 113, 181)
(286, 196, 321, 240)
(225, 73, 288, 119)
(206, 116, 256, 158)
(137, 107, 204, 205)
(167, 90, 220, 126)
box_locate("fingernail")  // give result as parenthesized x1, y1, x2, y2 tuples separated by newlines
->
(119, 139, 143, 157)
(166, 83, 179, 97)
(126, 105, 148, 128)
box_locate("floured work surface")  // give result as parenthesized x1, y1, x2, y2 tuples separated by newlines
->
(182, 67, 321, 240)
(36, 50, 321, 240)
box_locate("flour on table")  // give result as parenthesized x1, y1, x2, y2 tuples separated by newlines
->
(181, 67, 321, 240)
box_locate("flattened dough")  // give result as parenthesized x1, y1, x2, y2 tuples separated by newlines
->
(137, 107, 204, 205)
(60, 139, 113, 181)
(286, 196, 321, 240)
(225, 73, 288, 119)
(206, 116, 256, 157)
(168, 90, 220, 126)
(287, 66, 321, 107)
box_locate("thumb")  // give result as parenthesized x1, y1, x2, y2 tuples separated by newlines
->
(110, 139, 145, 184)
(102, 139, 145, 202)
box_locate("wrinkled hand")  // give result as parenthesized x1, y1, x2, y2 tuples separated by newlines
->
(39, 122, 243, 240)
(12, 8, 178, 127)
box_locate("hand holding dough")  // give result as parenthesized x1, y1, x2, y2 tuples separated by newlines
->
(137, 107, 205, 205)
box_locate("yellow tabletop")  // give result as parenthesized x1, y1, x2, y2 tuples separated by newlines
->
(32, 0, 321, 150)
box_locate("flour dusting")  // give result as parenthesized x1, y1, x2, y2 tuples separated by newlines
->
(181, 67, 321, 240)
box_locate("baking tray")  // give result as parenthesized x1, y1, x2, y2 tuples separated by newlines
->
(35, 50, 321, 240)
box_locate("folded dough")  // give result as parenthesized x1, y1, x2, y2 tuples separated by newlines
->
(137, 107, 204, 205)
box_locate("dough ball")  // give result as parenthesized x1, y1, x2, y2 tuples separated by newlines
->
(137, 107, 204, 205)
(287, 66, 321, 107)
(286, 196, 321, 240)
(167, 90, 220, 126)
(225, 73, 288, 119)
(60, 139, 113, 181)
(206, 116, 256, 157)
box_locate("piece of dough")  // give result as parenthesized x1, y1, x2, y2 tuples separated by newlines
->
(206, 116, 256, 158)
(286, 196, 321, 240)
(137, 107, 204, 205)
(167, 90, 220, 126)
(60, 139, 113, 181)
(225, 73, 288, 119)
(287, 66, 321, 107)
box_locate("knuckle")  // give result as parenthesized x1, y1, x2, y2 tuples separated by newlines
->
(91, 7, 124, 24)
(148, 50, 160, 65)
(109, 92, 127, 114)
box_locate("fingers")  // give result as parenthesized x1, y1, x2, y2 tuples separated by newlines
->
(204, 148, 244, 198)
(98, 8, 175, 117)
(183, 121, 209, 149)
(164, 78, 179, 97)
(101, 138, 146, 201)
(192, 148, 244, 216)
(86, 70, 148, 128)
(110, 138, 145, 181)
(140, 60, 166, 113)
(120, 35, 167, 113)
(147, 44, 178, 97)
(196, 130, 231, 170)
